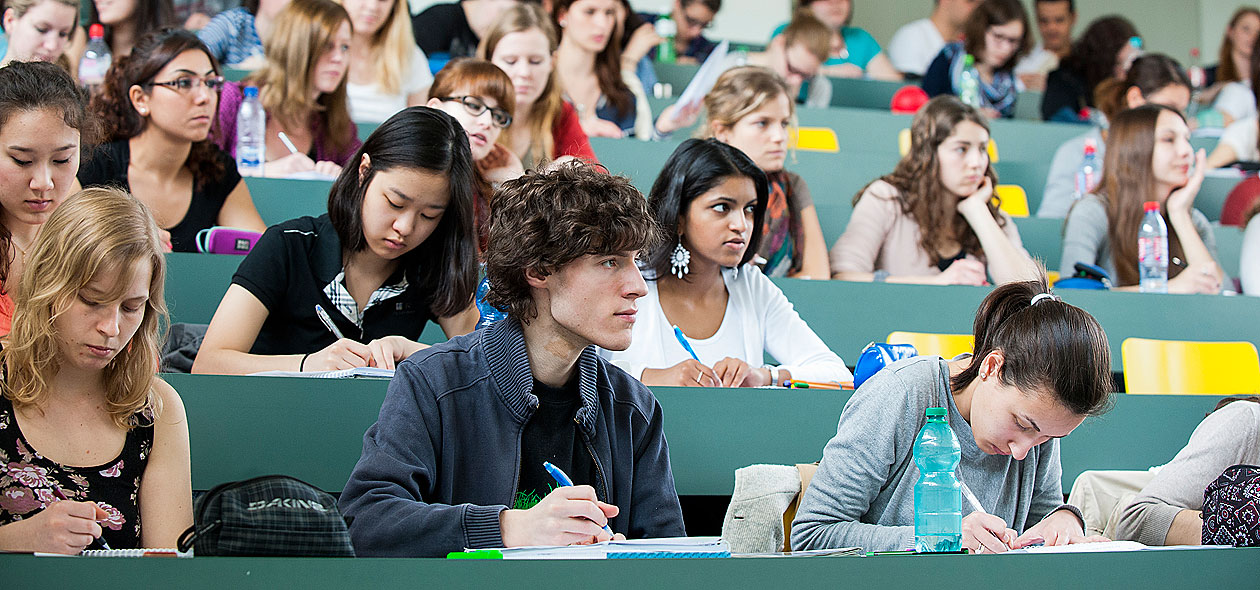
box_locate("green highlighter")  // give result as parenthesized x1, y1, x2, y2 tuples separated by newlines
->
(447, 549, 504, 559)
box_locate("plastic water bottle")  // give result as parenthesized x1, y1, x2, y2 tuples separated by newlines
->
(914, 407, 962, 553)
(958, 55, 981, 109)
(655, 13, 677, 64)
(236, 86, 266, 177)
(475, 276, 508, 329)
(1138, 201, 1169, 293)
(77, 24, 111, 94)
(1187, 48, 1205, 119)
(1073, 139, 1099, 201)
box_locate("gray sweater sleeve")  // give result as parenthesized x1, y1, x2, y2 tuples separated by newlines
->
(1116, 401, 1260, 545)
(1059, 194, 1108, 277)
(1038, 135, 1086, 218)
(790, 368, 918, 552)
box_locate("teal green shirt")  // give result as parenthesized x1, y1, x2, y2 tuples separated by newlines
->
(769, 24, 882, 69)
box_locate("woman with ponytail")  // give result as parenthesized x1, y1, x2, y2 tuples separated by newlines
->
(793, 272, 1114, 553)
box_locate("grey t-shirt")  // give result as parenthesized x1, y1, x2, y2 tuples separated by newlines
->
(1059, 193, 1221, 285)
(1116, 400, 1260, 545)
(791, 356, 1070, 552)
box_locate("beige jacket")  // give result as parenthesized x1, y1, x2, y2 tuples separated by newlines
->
(829, 180, 1026, 277)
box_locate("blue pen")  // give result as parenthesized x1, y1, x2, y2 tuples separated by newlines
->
(672, 325, 701, 362)
(542, 461, 614, 537)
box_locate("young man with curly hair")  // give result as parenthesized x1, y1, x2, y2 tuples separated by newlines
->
(339, 163, 685, 557)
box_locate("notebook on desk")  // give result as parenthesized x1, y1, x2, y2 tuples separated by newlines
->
(249, 367, 395, 379)
(451, 537, 731, 559)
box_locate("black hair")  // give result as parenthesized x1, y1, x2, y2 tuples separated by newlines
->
(88, 0, 175, 49)
(1034, 0, 1074, 13)
(645, 138, 768, 280)
(1059, 15, 1139, 101)
(950, 274, 1113, 417)
(682, 0, 721, 13)
(0, 60, 89, 289)
(93, 28, 225, 187)
(327, 106, 478, 317)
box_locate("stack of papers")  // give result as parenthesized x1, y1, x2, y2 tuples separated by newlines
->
(456, 537, 731, 559)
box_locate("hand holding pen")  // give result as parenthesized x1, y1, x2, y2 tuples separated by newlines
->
(21, 487, 112, 554)
(497, 462, 622, 547)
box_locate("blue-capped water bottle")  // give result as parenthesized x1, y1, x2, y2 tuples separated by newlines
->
(914, 406, 962, 552)
(236, 85, 266, 177)
(475, 276, 508, 329)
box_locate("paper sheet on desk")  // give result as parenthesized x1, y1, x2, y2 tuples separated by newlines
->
(249, 367, 395, 379)
(474, 537, 730, 559)
(1003, 541, 1229, 554)
(279, 170, 339, 181)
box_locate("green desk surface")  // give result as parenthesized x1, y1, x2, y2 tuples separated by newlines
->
(7, 548, 1256, 588)
(775, 277, 1260, 374)
(165, 253, 1260, 373)
(242, 177, 331, 225)
(165, 372, 1224, 497)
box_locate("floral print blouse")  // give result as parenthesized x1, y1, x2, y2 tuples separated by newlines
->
(0, 395, 153, 548)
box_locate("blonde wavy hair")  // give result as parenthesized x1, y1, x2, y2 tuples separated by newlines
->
(479, 3, 563, 165)
(247, 0, 355, 156)
(2, 187, 168, 430)
(334, 0, 415, 95)
(701, 66, 797, 139)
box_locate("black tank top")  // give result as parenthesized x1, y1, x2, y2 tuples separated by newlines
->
(0, 395, 154, 548)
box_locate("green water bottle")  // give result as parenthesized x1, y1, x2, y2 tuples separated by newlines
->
(656, 13, 677, 64)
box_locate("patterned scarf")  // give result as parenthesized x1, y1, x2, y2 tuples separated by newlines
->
(759, 171, 804, 277)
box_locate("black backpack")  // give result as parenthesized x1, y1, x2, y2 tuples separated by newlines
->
(177, 475, 355, 557)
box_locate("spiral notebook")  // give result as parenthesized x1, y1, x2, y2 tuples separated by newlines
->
(35, 548, 190, 557)
(451, 537, 731, 559)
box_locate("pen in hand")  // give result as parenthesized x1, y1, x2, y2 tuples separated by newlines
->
(277, 131, 300, 156)
(542, 461, 615, 538)
(51, 486, 110, 550)
(314, 304, 346, 340)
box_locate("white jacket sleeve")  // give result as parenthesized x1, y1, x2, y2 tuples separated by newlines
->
(752, 269, 853, 384)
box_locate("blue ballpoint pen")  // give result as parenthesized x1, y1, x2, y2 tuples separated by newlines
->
(542, 461, 615, 537)
(314, 304, 346, 339)
(672, 325, 701, 362)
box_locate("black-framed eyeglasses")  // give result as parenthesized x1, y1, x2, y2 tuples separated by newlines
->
(438, 95, 513, 128)
(682, 14, 713, 30)
(147, 75, 226, 93)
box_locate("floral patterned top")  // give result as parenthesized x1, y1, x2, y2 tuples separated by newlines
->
(0, 395, 154, 548)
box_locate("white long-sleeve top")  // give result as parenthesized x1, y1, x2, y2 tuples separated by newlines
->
(603, 265, 852, 385)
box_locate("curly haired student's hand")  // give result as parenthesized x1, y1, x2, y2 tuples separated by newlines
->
(500, 485, 618, 547)
(305, 338, 373, 371)
(642, 360, 720, 387)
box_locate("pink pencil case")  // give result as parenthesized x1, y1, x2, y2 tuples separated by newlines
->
(195, 227, 263, 255)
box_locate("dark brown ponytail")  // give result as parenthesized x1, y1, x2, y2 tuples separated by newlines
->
(951, 273, 1114, 416)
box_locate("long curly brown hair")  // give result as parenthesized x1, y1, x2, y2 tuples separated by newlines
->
(90, 28, 226, 188)
(856, 95, 1002, 265)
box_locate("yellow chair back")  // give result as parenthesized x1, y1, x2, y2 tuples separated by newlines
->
(993, 184, 1030, 217)
(1122, 338, 1260, 395)
(887, 331, 975, 359)
(792, 127, 840, 152)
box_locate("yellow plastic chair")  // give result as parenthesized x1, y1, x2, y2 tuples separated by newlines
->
(993, 184, 1030, 217)
(1122, 338, 1260, 395)
(792, 127, 840, 152)
(887, 332, 975, 359)
(898, 128, 999, 162)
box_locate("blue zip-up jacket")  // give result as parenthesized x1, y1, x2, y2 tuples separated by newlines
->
(339, 318, 686, 557)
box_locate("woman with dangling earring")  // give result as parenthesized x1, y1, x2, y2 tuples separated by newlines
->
(601, 138, 850, 388)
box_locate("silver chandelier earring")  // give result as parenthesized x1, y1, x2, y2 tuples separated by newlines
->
(669, 238, 691, 279)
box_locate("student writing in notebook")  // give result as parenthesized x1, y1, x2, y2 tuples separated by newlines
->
(0, 187, 191, 554)
(603, 139, 850, 388)
(339, 163, 686, 557)
(192, 107, 479, 375)
(792, 276, 1112, 553)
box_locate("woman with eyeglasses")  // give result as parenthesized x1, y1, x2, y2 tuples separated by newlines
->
(921, 0, 1030, 119)
(427, 58, 522, 252)
(79, 28, 265, 253)
(214, 0, 360, 178)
